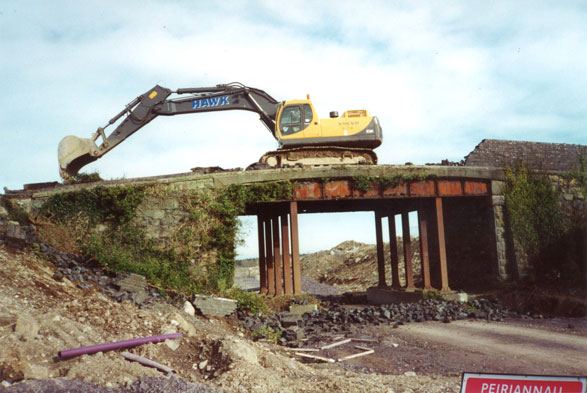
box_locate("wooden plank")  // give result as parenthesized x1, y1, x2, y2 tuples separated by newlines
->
(320, 338, 351, 350)
(351, 338, 378, 343)
(294, 353, 336, 363)
(338, 350, 374, 362)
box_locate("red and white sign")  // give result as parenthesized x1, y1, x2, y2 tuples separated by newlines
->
(461, 373, 586, 393)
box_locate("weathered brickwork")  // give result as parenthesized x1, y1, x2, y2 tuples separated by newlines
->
(465, 139, 587, 172)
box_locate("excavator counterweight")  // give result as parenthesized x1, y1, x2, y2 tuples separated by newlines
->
(57, 83, 382, 179)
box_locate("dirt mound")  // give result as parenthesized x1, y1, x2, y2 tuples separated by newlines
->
(301, 239, 420, 292)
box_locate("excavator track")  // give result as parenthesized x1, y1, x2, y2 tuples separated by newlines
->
(255, 146, 377, 169)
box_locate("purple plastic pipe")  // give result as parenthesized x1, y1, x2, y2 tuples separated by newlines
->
(58, 332, 182, 359)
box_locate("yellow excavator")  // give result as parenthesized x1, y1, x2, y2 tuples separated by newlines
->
(58, 82, 383, 179)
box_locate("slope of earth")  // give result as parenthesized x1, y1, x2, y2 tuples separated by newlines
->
(1, 240, 585, 393)
(300, 240, 421, 293)
(0, 244, 458, 393)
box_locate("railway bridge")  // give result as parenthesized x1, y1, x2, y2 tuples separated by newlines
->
(7, 164, 512, 298)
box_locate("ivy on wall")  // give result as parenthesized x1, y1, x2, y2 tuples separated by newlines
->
(38, 180, 293, 296)
(504, 162, 585, 285)
(352, 173, 436, 192)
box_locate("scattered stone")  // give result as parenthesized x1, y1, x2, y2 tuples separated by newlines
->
(170, 313, 197, 337)
(132, 290, 150, 305)
(183, 301, 196, 316)
(117, 273, 146, 293)
(193, 295, 237, 317)
(279, 313, 303, 328)
(289, 303, 318, 315)
(165, 337, 180, 351)
(239, 297, 512, 347)
(23, 364, 49, 380)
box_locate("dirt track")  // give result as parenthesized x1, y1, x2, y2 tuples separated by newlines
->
(345, 319, 587, 377)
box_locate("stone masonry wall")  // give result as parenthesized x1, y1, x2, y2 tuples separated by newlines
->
(464, 139, 587, 172)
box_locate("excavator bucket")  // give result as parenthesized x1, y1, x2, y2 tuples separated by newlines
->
(58, 135, 99, 180)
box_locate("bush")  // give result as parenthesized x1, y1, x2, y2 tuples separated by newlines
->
(225, 287, 269, 314)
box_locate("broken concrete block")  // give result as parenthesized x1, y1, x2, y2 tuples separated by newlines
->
(279, 313, 302, 328)
(192, 295, 237, 317)
(289, 304, 318, 315)
(116, 273, 146, 293)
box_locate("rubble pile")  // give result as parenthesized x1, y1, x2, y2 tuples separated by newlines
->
(237, 297, 512, 348)
(0, 223, 164, 306)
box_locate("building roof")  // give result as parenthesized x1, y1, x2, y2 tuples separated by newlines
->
(464, 139, 587, 171)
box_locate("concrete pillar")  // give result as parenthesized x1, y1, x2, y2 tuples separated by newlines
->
(402, 211, 415, 290)
(290, 202, 302, 294)
(388, 214, 401, 289)
(257, 215, 267, 294)
(418, 206, 432, 290)
(375, 211, 387, 287)
(435, 197, 451, 291)
(281, 213, 292, 295)
(272, 216, 283, 296)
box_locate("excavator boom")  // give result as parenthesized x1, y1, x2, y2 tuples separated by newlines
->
(58, 83, 279, 179)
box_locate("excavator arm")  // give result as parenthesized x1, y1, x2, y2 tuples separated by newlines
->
(58, 83, 280, 179)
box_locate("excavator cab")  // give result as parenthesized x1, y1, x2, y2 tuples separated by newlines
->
(278, 102, 317, 136)
(275, 99, 382, 150)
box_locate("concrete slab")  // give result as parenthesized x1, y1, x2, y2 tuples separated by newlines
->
(367, 287, 468, 304)
(367, 287, 423, 305)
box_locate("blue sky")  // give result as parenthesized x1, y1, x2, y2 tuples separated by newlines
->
(1, 1, 585, 257)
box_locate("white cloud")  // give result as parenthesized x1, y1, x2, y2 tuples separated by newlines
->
(1, 0, 586, 252)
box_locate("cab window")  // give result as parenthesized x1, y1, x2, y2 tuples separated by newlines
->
(280, 104, 315, 135)
(303, 104, 313, 124)
(280, 106, 302, 135)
